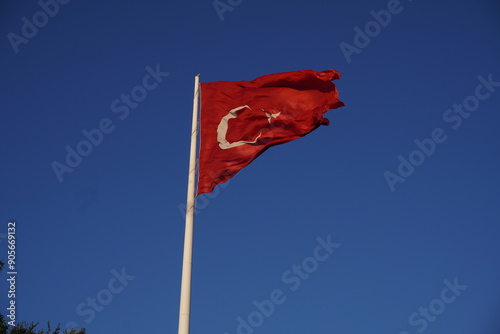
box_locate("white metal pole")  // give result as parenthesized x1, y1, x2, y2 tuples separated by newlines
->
(178, 74, 200, 334)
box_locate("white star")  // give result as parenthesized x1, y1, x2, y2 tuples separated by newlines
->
(262, 110, 281, 123)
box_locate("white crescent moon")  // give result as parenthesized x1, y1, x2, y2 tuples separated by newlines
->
(216, 105, 281, 150)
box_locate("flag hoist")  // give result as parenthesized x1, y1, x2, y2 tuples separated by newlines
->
(178, 74, 199, 334)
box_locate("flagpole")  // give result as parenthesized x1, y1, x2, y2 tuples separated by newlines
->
(178, 74, 200, 334)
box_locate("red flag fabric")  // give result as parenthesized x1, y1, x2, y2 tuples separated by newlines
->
(197, 69, 344, 195)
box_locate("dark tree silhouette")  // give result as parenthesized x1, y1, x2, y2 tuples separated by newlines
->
(0, 261, 85, 334)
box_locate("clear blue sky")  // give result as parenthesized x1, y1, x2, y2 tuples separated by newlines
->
(1, 0, 500, 333)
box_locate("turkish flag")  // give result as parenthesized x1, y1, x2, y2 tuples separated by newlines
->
(197, 69, 344, 195)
